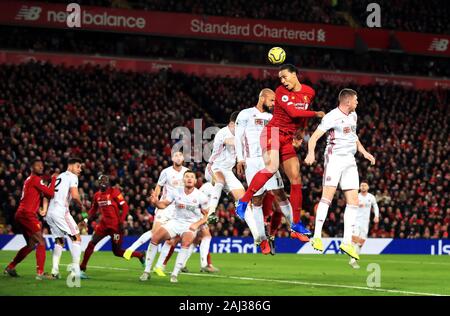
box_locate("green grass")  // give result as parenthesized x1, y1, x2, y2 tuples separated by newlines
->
(1, 251, 449, 296)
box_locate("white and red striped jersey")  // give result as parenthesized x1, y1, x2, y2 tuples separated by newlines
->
(47, 171, 78, 215)
(208, 126, 236, 171)
(317, 107, 358, 156)
(157, 166, 188, 200)
(235, 107, 272, 161)
(166, 187, 209, 223)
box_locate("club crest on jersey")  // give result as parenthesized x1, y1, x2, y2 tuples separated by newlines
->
(343, 126, 351, 134)
(282, 95, 289, 102)
(254, 118, 268, 126)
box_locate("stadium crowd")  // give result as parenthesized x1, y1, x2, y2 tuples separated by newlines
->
(0, 62, 448, 239)
(1, 26, 449, 78)
(43, 0, 450, 34)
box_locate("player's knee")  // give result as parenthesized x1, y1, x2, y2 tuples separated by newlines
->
(252, 195, 263, 206)
(55, 237, 65, 247)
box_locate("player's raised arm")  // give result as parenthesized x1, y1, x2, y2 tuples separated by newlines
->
(356, 140, 376, 165)
(276, 91, 324, 119)
(34, 174, 57, 198)
(304, 128, 326, 165)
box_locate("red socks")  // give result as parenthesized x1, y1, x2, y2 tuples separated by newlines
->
(290, 184, 303, 224)
(241, 169, 274, 202)
(269, 211, 283, 236)
(80, 241, 95, 271)
(207, 252, 212, 266)
(36, 244, 46, 275)
(262, 192, 275, 217)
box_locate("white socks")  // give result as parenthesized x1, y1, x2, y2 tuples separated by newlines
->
(155, 241, 172, 269)
(172, 247, 189, 277)
(144, 242, 158, 273)
(244, 205, 260, 242)
(128, 230, 152, 252)
(209, 183, 224, 216)
(343, 204, 358, 244)
(182, 244, 195, 267)
(200, 237, 211, 268)
(252, 204, 267, 242)
(313, 198, 331, 238)
(51, 243, 63, 275)
(70, 241, 81, 276)
(278, 200, 293, 226)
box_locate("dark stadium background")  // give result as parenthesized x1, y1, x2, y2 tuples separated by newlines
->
(0, 0, 448, 241)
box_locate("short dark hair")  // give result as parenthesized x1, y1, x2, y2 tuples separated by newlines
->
(338, 88, 357, 103)
(279, 63, 298, 74)
(30, 158, 42, 166)
(183, 170, 196, 177)
(68, 157, 82, 165)
(361, 180, 369, 185)
(230, 111, 239, 123)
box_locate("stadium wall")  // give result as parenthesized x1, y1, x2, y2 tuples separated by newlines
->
(1, 235, 449, 255)
(1, 50, 449, 90)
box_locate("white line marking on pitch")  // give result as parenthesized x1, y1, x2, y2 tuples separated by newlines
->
(2, 261, 447, 296)
(59, 263, 446, 296)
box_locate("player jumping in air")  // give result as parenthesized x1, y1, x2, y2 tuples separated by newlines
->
(4, 159, 58, 279)
(235, 64, 325, 241)
(235, 88, 295, 254)
(141, 170, 209, 283)
(349, 181, 379, 268)
(79, 175, 144, 278)
(305, 88, 376, 260)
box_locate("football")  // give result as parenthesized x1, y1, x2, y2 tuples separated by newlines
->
(268, 47, 286, 64)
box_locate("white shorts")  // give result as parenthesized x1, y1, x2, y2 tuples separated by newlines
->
(322, 154, 359, 190)
(205, 165, 244, 194)
(245, 157, 284, 196)
(154, 204, 175, 225)
(46, 210, 80, 238)
(353, 222, 369, 240)
(162, 219, 198, 239)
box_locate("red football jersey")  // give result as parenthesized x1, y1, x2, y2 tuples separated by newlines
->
(89, 187, 128, 229)
(17, 174, 56, 216)
(266, 84, 316, 135)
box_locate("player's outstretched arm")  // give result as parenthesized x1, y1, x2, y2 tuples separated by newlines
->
(356, 140, 376, 165)
(373, 199, 380, 223)
(305, 128, 326, 165)
(35, 175, 57, 198)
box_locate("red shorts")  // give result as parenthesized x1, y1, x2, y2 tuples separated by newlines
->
(94, 224, 122, 245)
(260, 126, 297, 162)
(15, 212, 42, 237)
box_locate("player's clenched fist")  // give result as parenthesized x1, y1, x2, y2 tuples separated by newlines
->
(304, 153, 315, 165)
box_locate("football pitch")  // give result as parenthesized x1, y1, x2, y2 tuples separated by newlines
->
(0, 251, 449, 296)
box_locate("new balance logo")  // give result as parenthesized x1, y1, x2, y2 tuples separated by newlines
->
(15, 6, 42, 21)
(428, 38, 448, 52)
